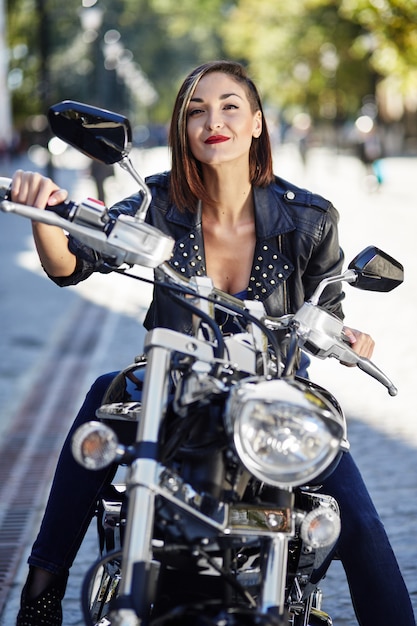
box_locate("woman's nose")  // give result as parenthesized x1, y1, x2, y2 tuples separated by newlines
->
(206, 113, 223, 130)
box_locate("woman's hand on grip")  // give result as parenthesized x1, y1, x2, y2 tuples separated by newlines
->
(11, 170, 68, 209)
(342, 326, 375, 366)
(11, 170, 76, 277)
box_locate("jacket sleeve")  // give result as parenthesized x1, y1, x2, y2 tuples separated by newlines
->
(302, 202, 345, 320)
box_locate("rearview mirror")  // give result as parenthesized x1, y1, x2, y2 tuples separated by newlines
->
(48, 100, 132, 165)
(48, 100, 152, 220)
(348, 246, 403, 292)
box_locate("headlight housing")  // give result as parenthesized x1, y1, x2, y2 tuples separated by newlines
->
(225, 378, 344, 488)
(72, 421, 120, 470)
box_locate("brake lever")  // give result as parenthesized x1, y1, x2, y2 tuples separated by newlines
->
(292, 302, 398, 396)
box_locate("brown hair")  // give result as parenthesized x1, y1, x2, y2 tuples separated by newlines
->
(168, 60, 274, 212)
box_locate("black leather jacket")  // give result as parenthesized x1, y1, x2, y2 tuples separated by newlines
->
(51, 171, 345, 334)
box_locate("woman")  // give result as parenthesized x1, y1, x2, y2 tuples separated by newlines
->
(12, 61, 415, 626)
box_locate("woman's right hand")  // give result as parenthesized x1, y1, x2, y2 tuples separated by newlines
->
(11, 170, 77, 278)
(11, 170, 68, 209)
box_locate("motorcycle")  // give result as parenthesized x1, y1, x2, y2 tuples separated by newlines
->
(0, 101, 404, 626)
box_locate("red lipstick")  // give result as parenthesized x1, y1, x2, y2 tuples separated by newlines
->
(205, 135, 230, 144)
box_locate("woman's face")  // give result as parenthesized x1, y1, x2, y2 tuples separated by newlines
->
(186, 72, 262, 169)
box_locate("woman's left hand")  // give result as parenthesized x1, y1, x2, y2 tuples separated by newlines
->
(342, 326, 375, 364)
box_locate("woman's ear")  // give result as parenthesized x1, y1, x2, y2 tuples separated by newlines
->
(253, 110, 262, 138)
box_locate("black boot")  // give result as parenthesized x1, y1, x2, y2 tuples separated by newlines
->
(16, 568, 68, 626)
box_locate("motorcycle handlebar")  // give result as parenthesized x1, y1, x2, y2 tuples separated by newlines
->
(0, 180, 399, 394)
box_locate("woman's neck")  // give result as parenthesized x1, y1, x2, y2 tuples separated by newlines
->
(201, 164, 253, 225)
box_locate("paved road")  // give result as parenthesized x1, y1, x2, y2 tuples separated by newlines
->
(0, 146, 416, 625)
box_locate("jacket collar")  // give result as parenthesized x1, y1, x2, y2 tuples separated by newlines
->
(165, 182, 295, 240)
(252, 185, 295, 239)
(165, 181, 295, 301)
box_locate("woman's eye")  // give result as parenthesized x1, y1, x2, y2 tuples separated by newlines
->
(188, 108, 203, 117)
(188, 103, 238, 117)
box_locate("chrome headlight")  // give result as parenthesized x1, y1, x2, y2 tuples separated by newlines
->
(225, 378, 344, 488)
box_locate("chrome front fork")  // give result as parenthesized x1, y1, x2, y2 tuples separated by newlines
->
(108, 335, 171, 624)
(108, 328, 215, 625)
(261, 534, 290, 620)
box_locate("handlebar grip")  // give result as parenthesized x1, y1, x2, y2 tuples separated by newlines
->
(0, 175, 77, 221)
(0, 176, 12, 201)
(45, 200, 77, 220)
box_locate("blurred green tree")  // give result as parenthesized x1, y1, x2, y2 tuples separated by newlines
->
(223, 0, 417, 135)
(339, 0, 417, 136)
(6, 0, 229, 131)
(6, 0, 417, 145)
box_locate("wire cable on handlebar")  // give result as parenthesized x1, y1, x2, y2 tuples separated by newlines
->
(165, 289, 226, 363)
(110, 266, 282, 375)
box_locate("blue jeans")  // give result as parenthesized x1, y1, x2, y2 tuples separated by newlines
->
(28, 373, 416, 626)
(319, 454, 415, 625)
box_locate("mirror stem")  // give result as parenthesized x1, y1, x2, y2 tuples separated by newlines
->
(309, 269, 358, 305)
(118, 155, 152, 221)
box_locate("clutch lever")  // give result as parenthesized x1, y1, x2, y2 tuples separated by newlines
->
(0, 197, 174, 269)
